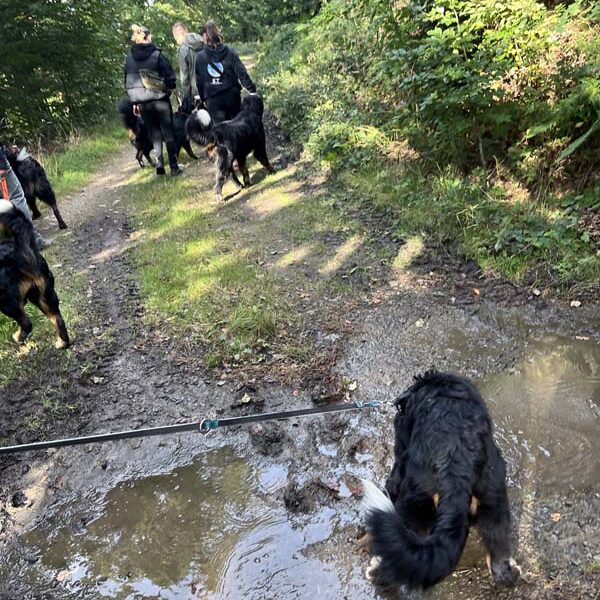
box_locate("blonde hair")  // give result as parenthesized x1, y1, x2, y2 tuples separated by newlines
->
(172, 22, 188, 33)
(131, 24, 151, 41)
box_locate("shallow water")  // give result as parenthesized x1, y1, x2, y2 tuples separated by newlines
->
(2, 335, 599, 599)
(2, 449, 352, 599)
(481, 335, 600, 491)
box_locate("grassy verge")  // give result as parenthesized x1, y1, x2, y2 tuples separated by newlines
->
(255, 21, 600, 297)
(335, 164, 600, 294)
(0, 121, 125, 390)
(125, 156, 382, 373)
(40, 121, 126, 197)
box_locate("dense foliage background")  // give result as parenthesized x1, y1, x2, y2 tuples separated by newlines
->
(255, 0, 600, 289)
(0, 0, 320, 142)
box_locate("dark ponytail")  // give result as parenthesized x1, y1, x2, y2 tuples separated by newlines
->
(202, 20, 223, 47)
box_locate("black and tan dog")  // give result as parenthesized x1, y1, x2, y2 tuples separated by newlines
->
(4, 146, 67, 229)
(185, 94, 275, 200)
(0, 202, 69, 349)
(118, 98, 198, 168)
(362, 371, 519, 589)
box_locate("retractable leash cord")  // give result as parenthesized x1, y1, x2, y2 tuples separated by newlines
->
(0, 401, 382, 456)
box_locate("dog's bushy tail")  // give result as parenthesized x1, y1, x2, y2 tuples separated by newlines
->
(117, 98, 138, 131)
(0, 203, 40, 272)
(362, 479, 471, 589)
(185, 108, 215, 146)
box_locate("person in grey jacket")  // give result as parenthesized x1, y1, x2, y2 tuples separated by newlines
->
(124, 24, 182, 176)
(172, 22, 204, 101)
(0, 147, 51, 249)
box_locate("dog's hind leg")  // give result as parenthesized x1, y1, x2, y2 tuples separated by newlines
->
(234, 156, 248, 188)
(35, 179, 67, 229)
(136, 148, 145, 168)
(2, 300, 33, 345)
(215, 146, 232, 200)
(27, 280, 70, 349)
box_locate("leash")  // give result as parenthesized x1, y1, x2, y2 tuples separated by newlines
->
(0, 400, 381, 456)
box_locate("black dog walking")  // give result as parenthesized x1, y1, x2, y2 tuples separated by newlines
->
(362, 371, 520, 589)
(186, 95, 275, 200)
(194, 20, 256, 124)
(124, 24, 182, 176)
(4, 146, 67, 229)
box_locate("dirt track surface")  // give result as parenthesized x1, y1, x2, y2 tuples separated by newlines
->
(0, 137, 599, 599)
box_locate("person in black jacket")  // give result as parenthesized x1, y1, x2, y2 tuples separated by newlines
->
(194, 20, 257, 123)
(124, 25, 182, 176)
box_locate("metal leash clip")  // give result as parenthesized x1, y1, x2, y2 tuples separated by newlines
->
(199, 419, 219, 435)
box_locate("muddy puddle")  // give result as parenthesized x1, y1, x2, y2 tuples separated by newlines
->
(481, 335, 600, 491)
(2, 334, 599, 599)
(0, 448, 361, 599)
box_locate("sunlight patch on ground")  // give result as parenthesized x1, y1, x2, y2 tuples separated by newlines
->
(393, 235, 424, 271)
(319, 235, 364, 276)
(275, 244, 314, 268)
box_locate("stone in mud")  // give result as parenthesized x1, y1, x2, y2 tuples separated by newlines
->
(11, 491, 27, 508)
(249, 422, 286, 456)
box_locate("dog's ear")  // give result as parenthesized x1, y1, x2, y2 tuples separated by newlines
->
(393, 389, 412, 413)
(193, 95, 204, 110)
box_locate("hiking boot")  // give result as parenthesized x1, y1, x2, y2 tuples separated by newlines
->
(171, 166, 183, 177)
(156, 166, 166, 175)
(36, 235, 53, 251)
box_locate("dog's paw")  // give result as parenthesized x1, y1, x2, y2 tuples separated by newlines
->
(365, 556, 382, 582)
(12, 329, 30, 345)
(55, 337, 70, 350)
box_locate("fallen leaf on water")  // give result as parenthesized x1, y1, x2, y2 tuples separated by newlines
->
(472, 288, 480, 296)
(550, 513, 561, 522)
(570, 300, 582, 308)
(240, 393, 252, 404)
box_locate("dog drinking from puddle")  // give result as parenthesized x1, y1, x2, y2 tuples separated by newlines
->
(362, 370, 519, 589)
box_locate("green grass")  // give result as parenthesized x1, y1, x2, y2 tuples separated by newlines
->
(336, 164, 600, 292)
(39, 121, 127, 197)
(125, 158, 371, 369)
(0, 122, 125, 389)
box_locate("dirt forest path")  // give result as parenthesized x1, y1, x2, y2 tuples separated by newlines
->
(1, 122, 600, 599)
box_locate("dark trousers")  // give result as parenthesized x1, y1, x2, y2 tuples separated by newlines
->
(140, 99, 178, 170)
(206, 92, 241, 124)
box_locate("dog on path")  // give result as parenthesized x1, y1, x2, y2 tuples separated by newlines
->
(0, 202, 70, 348)
(4, 146, 67, 230)
(185, 94, 275, 200)
(362, 370, 519, 589)
(118, 98, 198, 168)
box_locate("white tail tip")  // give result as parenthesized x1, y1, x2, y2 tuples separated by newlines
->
(198, 109, 211, 128)
(361, 479, 394, 514)
(16, 148, 30, 162)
